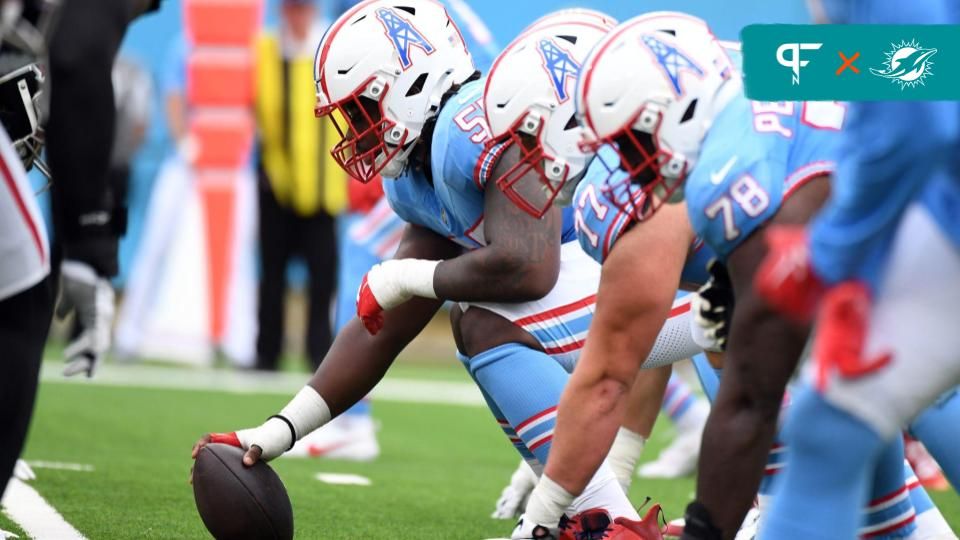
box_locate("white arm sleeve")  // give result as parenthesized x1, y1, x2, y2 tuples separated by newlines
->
(640, 294, 704, 369)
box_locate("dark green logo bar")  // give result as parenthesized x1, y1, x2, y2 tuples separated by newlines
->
(742, 25, 960, 100)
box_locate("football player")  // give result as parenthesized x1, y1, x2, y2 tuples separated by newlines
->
(753, 0, 960, 537)
(191, 3, 707, 538)
(287, 0, 502, 464)
(0, 0, 160, 499)
(480, 10, 729, 535)
(507, 12, 954, 540)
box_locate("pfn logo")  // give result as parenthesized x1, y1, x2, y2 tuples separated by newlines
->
(776, 42, 822, 85)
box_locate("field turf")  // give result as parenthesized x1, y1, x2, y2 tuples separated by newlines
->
(3, 359, 958, 539)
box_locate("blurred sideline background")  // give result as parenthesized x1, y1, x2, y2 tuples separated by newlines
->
(35, 0, 809, 370)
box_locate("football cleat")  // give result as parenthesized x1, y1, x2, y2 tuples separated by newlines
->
(492, 460, 538, 519)
(665, 505, 759, 540)
(610, 504, 664, 540)
(905, 436, 949, 492)
(510, 514, 563, 539)
(662, 518, 685, 539)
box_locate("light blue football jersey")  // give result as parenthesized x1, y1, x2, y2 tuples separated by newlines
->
(384, 79, 577, 250)
(685, 94, 841, 260)
(572, 146, 715, 287)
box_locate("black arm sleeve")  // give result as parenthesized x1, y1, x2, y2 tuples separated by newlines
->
(45, 0, 150, 276)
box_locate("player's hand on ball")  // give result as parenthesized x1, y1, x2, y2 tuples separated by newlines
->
(191, 415, 297, 477)
(191, 433, 263, 473)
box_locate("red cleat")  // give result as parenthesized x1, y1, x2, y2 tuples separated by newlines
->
(611, 504, 664, 540)
(905, 435, 950, 492)
(560, 505, 663, 539)
(754, 225, 826, 322)
(661, 518, 684, 539)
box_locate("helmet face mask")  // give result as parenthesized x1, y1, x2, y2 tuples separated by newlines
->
(316, 76, 409, 183)
(582, 104, 688, 222)
(575, 12, 741, 221)
(483, 11, 617, 218)
(489, 113, 575, 219)
(314, 0, 476, 183)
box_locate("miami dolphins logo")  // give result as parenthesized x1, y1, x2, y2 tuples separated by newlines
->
(870, 39, 937, 89)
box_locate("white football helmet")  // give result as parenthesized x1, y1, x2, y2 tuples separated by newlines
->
(576, 12, 741, 220)
(483, 11, 616, 217)
(314, 0, 475, 182)
(522, 8, 618, 36)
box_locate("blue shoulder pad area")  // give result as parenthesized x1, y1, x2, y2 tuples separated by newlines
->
(572, 155, 635, 264)
(572, 152, 717, 285)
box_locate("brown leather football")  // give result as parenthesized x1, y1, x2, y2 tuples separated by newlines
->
(192, 443, 294, 540)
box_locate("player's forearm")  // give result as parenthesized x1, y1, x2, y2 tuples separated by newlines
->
(433, 245, 559, 302)
(308, 297, 443, 416)
(543, 333, 639, 495)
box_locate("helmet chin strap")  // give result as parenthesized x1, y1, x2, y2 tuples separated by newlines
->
(377, 139, 418, 179)
(552, 166, 588, 207)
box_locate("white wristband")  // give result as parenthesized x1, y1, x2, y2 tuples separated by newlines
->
(396, 258, 439, 299)
(367, 259, 440, 310)
(236, 386, 331, 460)
(280, 385, 332, 441)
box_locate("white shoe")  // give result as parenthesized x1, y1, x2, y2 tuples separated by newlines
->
(13, 460, 35, 482)
(286, 415, 380, 462)
(734, 507, 761, 540)
(492, 460, 538, 519)
(638, 402, 707, 479)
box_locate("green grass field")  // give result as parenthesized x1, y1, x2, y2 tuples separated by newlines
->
(3, 359, 958, 539)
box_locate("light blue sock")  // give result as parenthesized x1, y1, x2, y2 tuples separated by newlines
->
(861, 437, 918, 539)
(457, 351, 539, 468)
(464, 342, 569, 465)
(691, 353, 720, 402)
(905, 460, 936, 517)
(908, 387, 960, 487)
(761, 385, 885, 540)
(662, 373, 701, 423)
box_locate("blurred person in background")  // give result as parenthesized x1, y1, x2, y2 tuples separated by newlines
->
(114, 31, 259, 367)
(252, 0, 345, 373)
(113, 32, 195, 360)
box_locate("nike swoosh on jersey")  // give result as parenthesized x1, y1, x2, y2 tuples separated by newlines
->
(710, 155, 738, 185)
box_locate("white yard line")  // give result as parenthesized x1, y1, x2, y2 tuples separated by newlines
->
(25, 462, 94, 473)
(1, 479, 86, 540)
(40, 363, 485, 407)
(314, 473, 372, 486)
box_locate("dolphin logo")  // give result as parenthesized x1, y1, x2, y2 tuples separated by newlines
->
(870, 40, 937, 89)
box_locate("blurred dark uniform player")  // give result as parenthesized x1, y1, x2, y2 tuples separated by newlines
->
(254, 0, 345, 371)
(0, 0, 160, 498)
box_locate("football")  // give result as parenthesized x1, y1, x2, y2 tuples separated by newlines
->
(192, 443, 294, 540)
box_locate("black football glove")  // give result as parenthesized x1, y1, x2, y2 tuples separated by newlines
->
(691, 258, 734, 352)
